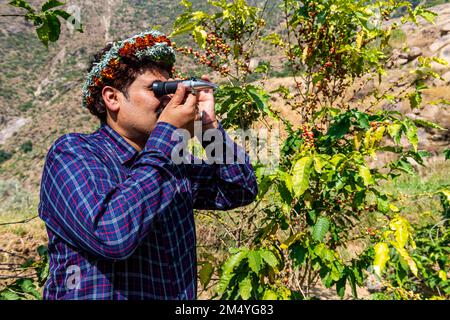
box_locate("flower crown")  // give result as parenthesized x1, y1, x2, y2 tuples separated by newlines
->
(82, 30, 176, 110)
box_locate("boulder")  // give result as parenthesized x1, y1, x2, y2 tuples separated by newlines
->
(442, 71, 450, 83)
(440, 44, 450, 65)
(430, 44, 450, 71)
(418, 104, 441, 122)
(248, 58, 260, 71)
(399, 47, 422, 61)
(429, 35, 450, 52)
(397, 58, 409, 66)
(433, 71, 450, 86)
(407, 47, 422, 60)
(441, 23, 450, 37)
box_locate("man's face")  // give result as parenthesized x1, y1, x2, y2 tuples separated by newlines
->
(113, 68, 171, 138)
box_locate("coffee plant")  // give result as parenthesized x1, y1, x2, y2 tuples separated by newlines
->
(172, 0, 449, 299)
(2, 0, 448, 300)
(0, 246, 49, 300)
(4, 0, 83, 47)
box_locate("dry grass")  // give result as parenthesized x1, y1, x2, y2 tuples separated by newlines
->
(423, 86, 450, 101)
(0, 216, 46, 290)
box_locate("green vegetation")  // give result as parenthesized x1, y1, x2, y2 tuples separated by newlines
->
(389, 29, 407, 49)
(7, 0, 83, 47)
(172, 0, 448, 300)
(1, 0, 449, 300)
(18, 101, 33, 112)
(20, 141, 33, 153)
(0, 150, 13, 164)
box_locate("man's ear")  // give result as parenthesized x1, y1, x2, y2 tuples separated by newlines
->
(102, 86, 121, 112)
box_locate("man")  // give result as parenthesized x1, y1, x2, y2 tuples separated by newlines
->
(38, 30, 258, 299)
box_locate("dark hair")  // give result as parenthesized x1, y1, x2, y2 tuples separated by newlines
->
(86, 42, 173, 123)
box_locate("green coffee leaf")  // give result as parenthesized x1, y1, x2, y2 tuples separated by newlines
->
(217, 249, 248, 294)
(247, 86, 269, 114)
(9, 0, 33, 11)
(36, 19, 50, 46)
(289, 243, 307, 267)
(376, 194, 389, 213)
(262, 289, 278, 300)
(403, 119, 418, 152)
(42, 0, 64, 12)
(193, 26, 207, 48)
(336, 276, 347, 298)
(239, 276, 252, 300)
(387, 123, 402, 145)
(373, 242, 390, 277)
(247, 251, 262, 274)
(46, 13, 61, 42)
(291, 156, 313, 198)
(358, 165, 374, 186)
(199, 262, 214, 288)
(19, 279, 40, 299)
(328, 115, 351, 139)
(312, 217, 330, 242)
(313, 155, 328, 173)
(413, 118, 445, 130)
(0, 290, 21, 300)
(355, 111, 370, 129)
(260, 250, 278, 268)
(409, 91, 422, 109)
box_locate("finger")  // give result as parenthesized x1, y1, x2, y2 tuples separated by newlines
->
(184, 90, 198, 111)
(198, 75, 213, 94)
(165, 78, 174, 98)
(167, 83, 187, 107)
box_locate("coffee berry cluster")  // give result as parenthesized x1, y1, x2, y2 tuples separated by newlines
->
(301, 124, 315, 149)
(173, 32, 231, 76)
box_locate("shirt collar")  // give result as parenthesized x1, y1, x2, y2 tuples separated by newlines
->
(99, 122, 139, 165)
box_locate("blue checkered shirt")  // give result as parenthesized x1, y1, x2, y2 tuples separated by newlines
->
(38, 121, 257, 299)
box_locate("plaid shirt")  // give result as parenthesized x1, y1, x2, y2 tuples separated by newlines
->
(38, 121, 257, 300)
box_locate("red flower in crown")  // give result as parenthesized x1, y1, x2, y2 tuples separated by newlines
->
(109, 58, 119, 67)
(135, 36, 147, 50)
(101, 67, 115, 79)
(155, 35, 165, 43)
(119, 42, 135, 57)
(94, 77, 103, 86)
(145, 34, 155, 46)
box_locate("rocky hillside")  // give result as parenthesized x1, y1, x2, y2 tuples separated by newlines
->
(0, 1, 449, 204)
(0, 0, 214, 193)
(379, 3, 450, 152)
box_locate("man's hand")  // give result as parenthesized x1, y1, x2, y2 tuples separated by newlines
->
(157, 83, 199, 135)
(197, 75, 218, 130)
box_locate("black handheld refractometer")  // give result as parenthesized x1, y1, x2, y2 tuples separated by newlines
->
(151, 77, 218, 97)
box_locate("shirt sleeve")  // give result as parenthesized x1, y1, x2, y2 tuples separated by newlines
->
(38, 122, 180, 260)
(187, 122, 258, 210)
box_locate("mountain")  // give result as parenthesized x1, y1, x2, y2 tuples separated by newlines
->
(0, 0, 449, 199)
(0, 0, 216, 191)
